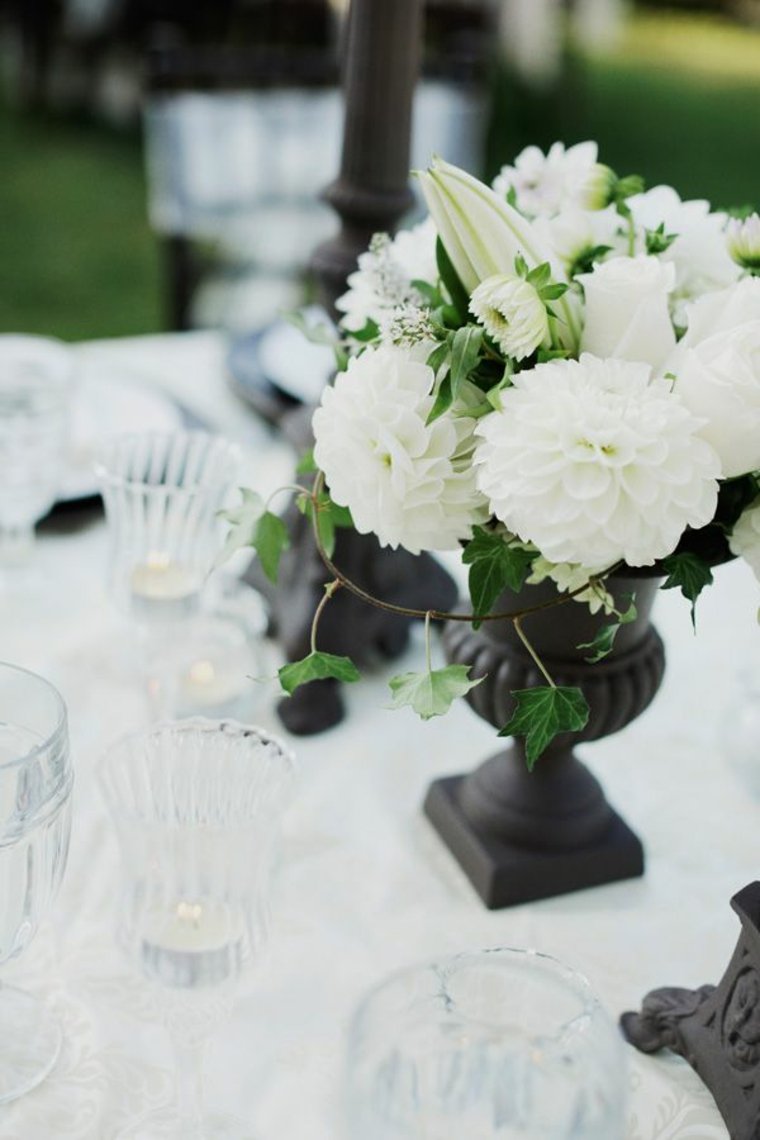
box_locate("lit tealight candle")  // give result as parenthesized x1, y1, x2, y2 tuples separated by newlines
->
(178, 657, 248, 715)
(130, 552, 201, 601)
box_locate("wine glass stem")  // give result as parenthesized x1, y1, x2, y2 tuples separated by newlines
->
(173, 1038, 206, 1137)
(0, 524, 34, 567)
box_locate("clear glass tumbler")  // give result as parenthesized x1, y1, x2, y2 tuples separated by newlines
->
(94, 431, 239, 626)
(0, 661, 73, 1102)
(345, 947, 626, 1140)
(99, 718, 295, 1140)
(0, 335, 71, 569)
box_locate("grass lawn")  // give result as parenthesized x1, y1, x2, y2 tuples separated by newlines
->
(0, 9, 758, 341)
(0, 106, 161, 341)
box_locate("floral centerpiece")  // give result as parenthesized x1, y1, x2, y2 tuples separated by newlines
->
(223, 141, 760, 765)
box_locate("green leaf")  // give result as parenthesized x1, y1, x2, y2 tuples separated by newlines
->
(449, 325, 483, 394)
(645, 223, 677, 255)
(514, 252, 529, 279)
(661, 551, 714, 628)
(426, 340, 450, 377)
(215, 488, 266, 567)
(614, 173, 646, 202)
(578, 622, 620, 664)
(349, 318, 381, 343)
(252, 510, 290, 583)
(410, 278, 443, 307)
(388, 664, 483, 720)
(426, 372, 453, 424)
(526, 261, 551, 290)
(436, 237, 470, 323)
(568, 244, 612, 277)
(539, 282, 569, 301)
(498, 686, 590, 770)
(296, 448, 317, 475)
(462, 527, 535, 623)
(278, 651, 360, 695)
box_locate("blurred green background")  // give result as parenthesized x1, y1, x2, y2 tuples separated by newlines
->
(0, 1, 758, 342)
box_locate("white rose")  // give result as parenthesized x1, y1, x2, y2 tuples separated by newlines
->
(578, 255, 677, 370)
(730, 498, 760, 582)
(668, 278, 760, 478)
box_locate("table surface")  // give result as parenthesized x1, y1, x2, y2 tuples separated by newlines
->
(2, 330, 758, 1140)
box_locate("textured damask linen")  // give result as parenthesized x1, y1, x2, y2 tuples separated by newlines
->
(0, 333, 749, 1140)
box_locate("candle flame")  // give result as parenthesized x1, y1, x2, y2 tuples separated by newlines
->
(176, 900, 203, 927)
(188, 660, 216, 686)
(146, 551, 172, 571)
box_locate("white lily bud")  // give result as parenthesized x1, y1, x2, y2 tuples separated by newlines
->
(417, 157, 580, 349)
(469, 274, 549, 360)
(726, 213, 760, 272)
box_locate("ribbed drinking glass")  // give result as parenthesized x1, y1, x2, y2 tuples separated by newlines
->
(0, 662, 73, 1102)
(99, 718, 295, 1140)
(346, 947, 626, 1140)
(95, 431, 239, 626)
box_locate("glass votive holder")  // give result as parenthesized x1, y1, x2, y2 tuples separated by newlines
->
(145, 613, 265, 722)
(345, 947, 626, 1140)
(94, 431, 239, 626)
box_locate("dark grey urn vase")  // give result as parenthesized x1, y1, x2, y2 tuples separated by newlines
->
(423, 574, 665, 909)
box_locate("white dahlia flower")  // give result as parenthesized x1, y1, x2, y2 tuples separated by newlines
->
(312, 347, 488, 554)
(335, 218, 438, 333)
(474, 354, 720, 567)
(469, 274, 549, 360)
(492, 141, 613, 219)
(729, 499, 760, 582)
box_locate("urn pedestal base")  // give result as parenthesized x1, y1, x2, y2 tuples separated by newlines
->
(427, 576, 665, 909)
(424, 773, 644, 909)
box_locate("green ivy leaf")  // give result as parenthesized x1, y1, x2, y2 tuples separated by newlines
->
(278, 651, 360, 695)
(388, 664, 483, 720)
(253, 511, 290, 583)
(578, 622, 620, 664)
(661, 551, 714, 628)
(436, 237, 470, 323)
(462, 527, 535, 624)
(498, 686, 590, 770)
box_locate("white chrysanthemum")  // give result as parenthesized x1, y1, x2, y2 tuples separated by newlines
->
(492, 141, 613, 218)
(528, 556, 615, 614)
(335, 218, 438, 332)
(474, 354, 720, 567)
(726, 213, 760, 271)
(469, 274, 548, 360)
(312, 347, 488, 554)
(730, 499, 760, 583)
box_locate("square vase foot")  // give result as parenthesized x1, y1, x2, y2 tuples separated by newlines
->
(424, 775, 645, 909)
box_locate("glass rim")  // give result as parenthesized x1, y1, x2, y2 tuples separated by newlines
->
(349, 946, 601, 1039)
(0, 661, 68, 772)
(0, 334, 73, 385)
(98, 715, 297, 813)
(92, 430, 240, 494)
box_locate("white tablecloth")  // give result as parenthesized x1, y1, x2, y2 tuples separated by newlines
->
(2, 331, 758, 1140)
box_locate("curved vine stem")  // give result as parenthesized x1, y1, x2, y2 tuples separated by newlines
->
(310, 579, 342, 653)
(308, 471, 620, 627)
(513, 618, 555, 687)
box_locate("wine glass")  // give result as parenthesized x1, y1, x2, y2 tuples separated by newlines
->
(0, 335, 71, 571)
(345, 947, 626, 1139)
(98, 718, 295, 1139)
(0, 661, 73, 1102)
